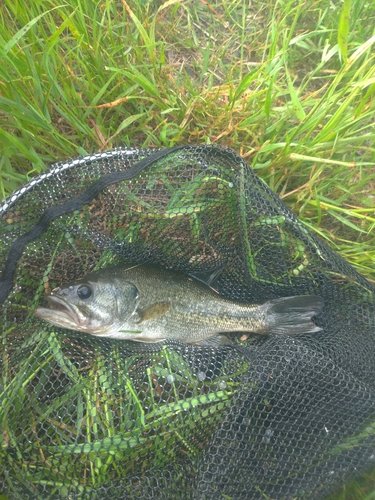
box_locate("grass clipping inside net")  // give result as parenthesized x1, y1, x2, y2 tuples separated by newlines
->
(0, 145, 374, 500)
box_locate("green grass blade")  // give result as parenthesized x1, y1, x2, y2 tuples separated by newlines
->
(2, 6, 63, 54)
(338, 0, 351, 64)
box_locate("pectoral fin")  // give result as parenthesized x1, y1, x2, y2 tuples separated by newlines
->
(134, 302, 170, 323)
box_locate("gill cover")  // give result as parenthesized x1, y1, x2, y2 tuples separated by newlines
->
(36, 276, 140, 334)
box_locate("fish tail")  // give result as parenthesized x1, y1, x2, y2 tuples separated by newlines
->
(265, 295, 323, 335)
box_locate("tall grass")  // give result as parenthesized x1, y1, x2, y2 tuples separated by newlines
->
(0, 0, 375, 498)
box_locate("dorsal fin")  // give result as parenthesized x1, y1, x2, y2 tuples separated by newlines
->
(188, 264, 226, 290)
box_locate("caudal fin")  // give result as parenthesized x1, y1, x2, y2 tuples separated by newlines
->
(266, 295, 323, 335)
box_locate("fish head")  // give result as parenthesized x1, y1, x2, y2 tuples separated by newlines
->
(35, 275, 139, 335)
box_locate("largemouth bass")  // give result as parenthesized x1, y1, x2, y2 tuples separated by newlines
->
(35, 264, 323, 346)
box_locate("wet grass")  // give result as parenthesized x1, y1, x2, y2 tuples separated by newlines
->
(0, 0, 375, 498)
(0, 324, 246, 496)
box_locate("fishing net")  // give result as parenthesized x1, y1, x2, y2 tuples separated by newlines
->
(0, 145, 374, 500)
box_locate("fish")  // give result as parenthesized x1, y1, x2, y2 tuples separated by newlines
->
(35, 264, 323, 346)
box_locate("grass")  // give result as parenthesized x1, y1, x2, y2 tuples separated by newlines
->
(0, 324, 247, 496)
(0, 0, 375, 498)
(0, 0, 374, 279)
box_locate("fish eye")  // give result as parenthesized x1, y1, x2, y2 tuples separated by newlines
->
(77, 284, 92, 300)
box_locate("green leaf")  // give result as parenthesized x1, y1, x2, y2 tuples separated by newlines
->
(2, 6, 64, 54)
(0, 127, 41, 164)
(113, 113, 147, 137)
(338, 0, 351, 63)
(231, 70, 259, 105)
(328, 210, 366, 234)
(46, 433, 145, 454)
(285, 66, 306, 121)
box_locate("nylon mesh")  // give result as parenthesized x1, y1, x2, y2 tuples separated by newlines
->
(1, 145, 374, 499)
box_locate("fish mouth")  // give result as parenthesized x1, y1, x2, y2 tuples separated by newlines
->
(35, 295, 88, 331)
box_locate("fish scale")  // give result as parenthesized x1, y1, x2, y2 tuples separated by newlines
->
(35, 264, 323, 345)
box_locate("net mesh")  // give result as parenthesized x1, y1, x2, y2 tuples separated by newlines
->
(0, 145, 374, 499)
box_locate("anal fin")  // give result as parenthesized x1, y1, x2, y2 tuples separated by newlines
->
(193, 335, 233, 347)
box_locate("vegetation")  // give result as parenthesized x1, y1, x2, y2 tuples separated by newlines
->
(0, 0, 375, 498)
(0, 327, 247, 496)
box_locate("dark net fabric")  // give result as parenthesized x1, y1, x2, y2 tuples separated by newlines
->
(0, 145, 374, 499)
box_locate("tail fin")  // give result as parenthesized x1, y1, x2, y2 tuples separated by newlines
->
(266, 295, 323, 335)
